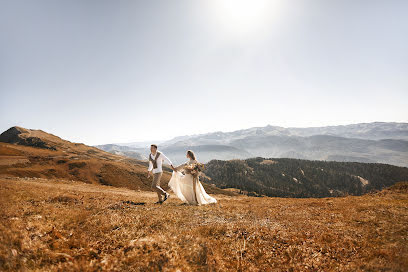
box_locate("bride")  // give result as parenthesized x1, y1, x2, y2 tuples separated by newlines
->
(168, 150, 217, 205)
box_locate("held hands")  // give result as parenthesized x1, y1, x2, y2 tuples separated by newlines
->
(171, 165, 177, 172)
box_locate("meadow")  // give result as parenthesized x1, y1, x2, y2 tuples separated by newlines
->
(1, 177, 407, 271)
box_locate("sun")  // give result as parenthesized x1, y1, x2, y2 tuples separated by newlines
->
(207, 0, 281, 39)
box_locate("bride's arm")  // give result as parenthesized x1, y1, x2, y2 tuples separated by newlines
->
(175, 162, 188, 171)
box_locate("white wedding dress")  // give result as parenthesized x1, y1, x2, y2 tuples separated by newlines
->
(168, 159, 217, 205)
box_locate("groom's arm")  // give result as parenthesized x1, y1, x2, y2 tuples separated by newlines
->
(147, 160, 153, 177)
(161, 153, 176, 170)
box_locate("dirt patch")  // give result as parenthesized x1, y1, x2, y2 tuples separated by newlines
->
(0, 157, 30, 166)
(68, 162, 87, 170)
(48, 195, 80, 204)
(260, 159, 277, 165)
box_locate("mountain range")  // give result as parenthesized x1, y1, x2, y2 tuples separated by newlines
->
(1, 126, 407, 199)
(96, 122, 408, 167)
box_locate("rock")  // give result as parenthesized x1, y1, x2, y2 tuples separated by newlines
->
(0, 126, 28, 143)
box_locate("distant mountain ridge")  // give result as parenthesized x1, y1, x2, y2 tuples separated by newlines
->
(96, 122, 408, 167)
(95, 144, 146, 160)
(161, 122, 408, 146)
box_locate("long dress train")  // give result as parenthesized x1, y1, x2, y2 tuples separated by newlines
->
(168, 160, 217, 205)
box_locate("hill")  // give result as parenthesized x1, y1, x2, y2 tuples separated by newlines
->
(160, 144, 252, 165)
(0, 126, 230, 196)
(203, 157, 408, 198)
(1, 177, 407, 271)
(93, 144, 146, 160)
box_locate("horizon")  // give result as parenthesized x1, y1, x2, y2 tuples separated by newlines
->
(2, 120, 407, 146)
(1, 0, 407, 145)
(110, 120, 408, 146)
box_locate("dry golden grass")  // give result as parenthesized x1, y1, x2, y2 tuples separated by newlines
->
(1, 178, 407, 271)
(0, 142, 150, 188)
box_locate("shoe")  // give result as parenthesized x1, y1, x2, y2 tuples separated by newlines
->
(162, 193, 170, 203)
(155, 200, 163, 204)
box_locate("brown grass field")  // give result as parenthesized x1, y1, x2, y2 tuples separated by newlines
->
(1, 177, 407, 271)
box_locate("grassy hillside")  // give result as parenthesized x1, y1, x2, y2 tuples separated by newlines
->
(203, 157, 408, 198)
(1, 177, 407, 271)
(0, 139, 161, 191)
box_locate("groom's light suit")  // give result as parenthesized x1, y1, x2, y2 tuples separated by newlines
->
(148, 151, 173, 199)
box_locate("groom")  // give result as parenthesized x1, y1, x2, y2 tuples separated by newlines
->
(147, 144, 176, 204)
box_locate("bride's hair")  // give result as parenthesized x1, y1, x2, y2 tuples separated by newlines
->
(187, 150, 196, 160)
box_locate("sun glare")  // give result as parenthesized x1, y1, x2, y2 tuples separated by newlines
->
(208, 0, 281, 39)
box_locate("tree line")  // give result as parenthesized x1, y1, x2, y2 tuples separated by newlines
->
(202, 157, 408, 198)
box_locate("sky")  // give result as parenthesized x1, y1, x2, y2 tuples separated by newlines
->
(1, 0, 407, 145)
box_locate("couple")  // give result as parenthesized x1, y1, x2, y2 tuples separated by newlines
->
(147, 144, 217, 205)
